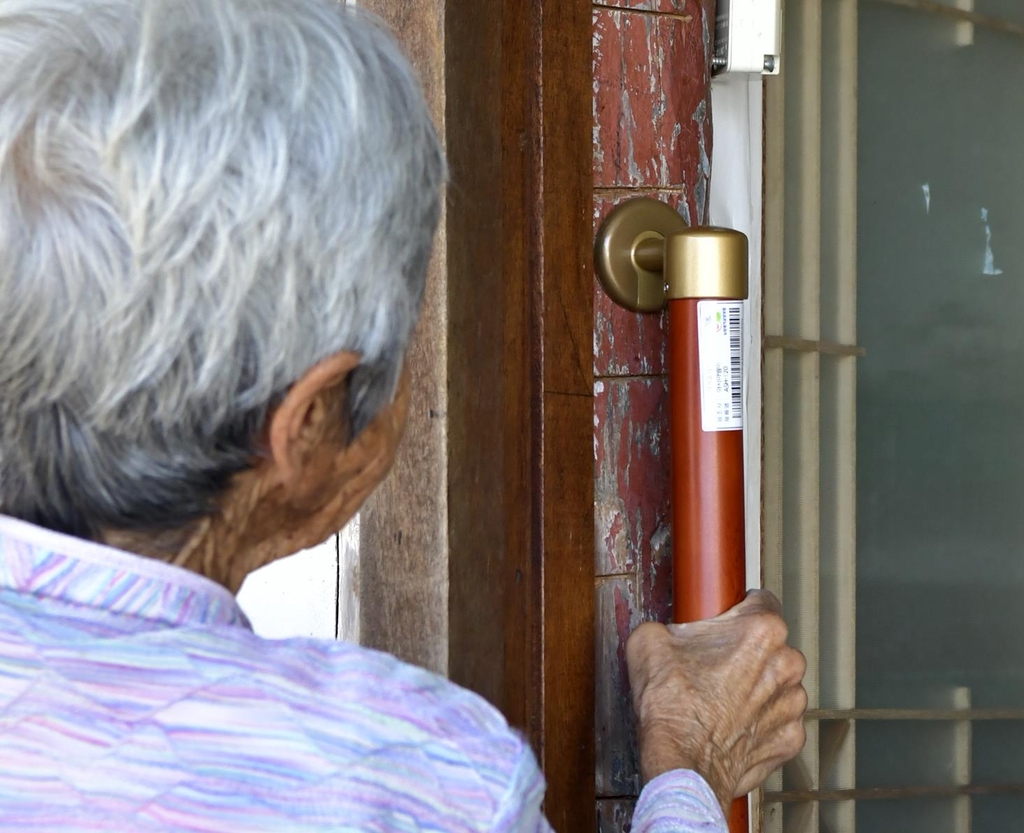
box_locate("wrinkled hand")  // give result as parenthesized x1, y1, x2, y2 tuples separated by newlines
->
(625, 590, 807, 814)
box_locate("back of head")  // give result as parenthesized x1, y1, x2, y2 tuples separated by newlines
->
(0, 0, 444, 542)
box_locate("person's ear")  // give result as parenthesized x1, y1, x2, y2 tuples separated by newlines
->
(303, 370, 409, 523)
(257, 364, 410, 551)
(343, 366, 410, 488)
(265, 351, 361, 488)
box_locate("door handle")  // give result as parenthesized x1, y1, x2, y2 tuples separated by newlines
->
(595, 197, 750, 833)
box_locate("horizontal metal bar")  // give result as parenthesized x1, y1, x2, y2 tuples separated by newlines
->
(766, 782, 1024, 804)
(763, 335, 866, 358)
(807, 707, 1024, 721)
(867, 0, 1024, 38)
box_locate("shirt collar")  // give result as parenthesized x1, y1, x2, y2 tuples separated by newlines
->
(0, 514, 249, 629)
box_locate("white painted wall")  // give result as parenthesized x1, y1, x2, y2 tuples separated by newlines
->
(236, 536, 338, 638)
(709, 71, 764, 592)
(237, 520, 359, 640)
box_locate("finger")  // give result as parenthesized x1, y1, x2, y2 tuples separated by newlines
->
(719, 589, 783, 620)
(748, 682, 809, 739)
(625, 621, 670, 671)
(734, 720, 808, 796)
(743, 589, 783, 617)
(769, 646, 807, 689)
(758, 719, 808, 772)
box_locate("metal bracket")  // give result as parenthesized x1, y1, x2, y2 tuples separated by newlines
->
(593, 198, 686, 313)
(594, 198, 749, 312)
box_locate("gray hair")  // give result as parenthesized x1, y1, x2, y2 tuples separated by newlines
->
(0, 0, 444, 540)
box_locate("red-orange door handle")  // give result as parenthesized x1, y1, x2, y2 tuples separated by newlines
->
(668, 297, 748, 833)
(669, 296, 747, 621)
(595, 199, 750, 832)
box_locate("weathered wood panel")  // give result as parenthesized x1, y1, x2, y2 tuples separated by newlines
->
(594, 377, 672, 582)
(593, 4, 711, 201)
(447, 0, 598, 825)
(360, 0, 597, 828)
(595, 0, 691, 12)
(596, 575, 642, 796)
(591, 0, 717, 822)
(358, 0, 449, 675)
(444, 0, 507, 713)
(537, 0, 598, 825)
(594, 377, 672, 804)
(598, 797, 639, 833)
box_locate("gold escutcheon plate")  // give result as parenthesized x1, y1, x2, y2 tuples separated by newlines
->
(593, 197, 687, 313)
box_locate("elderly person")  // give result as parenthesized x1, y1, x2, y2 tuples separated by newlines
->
(0, 0, 806, 829)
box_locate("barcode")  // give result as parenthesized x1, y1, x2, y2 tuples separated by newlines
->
(726, 304, 742, 421)
(697, 300, 744, 433)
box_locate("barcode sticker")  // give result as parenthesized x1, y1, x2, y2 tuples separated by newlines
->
(696, 300, 744, 432)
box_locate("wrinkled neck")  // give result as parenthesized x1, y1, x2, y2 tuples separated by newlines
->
(102, 477, 272, 594)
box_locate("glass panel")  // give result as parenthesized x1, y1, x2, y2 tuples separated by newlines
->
(857, 0, 1024, 829)
(973, 0, 1024, 28)
(923, 0, 1024, 30)
(974, 795, 1024, 827)
(856, 798, 965, 833)
(971, 721, 1024, 781)
(857, 722, 968, 789)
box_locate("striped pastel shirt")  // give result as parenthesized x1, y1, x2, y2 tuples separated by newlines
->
(0, 515, 726, 831)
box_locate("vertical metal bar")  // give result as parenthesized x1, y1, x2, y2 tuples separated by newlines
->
(781, 0, 823, 828)
(951, 688, 973, 833)
(781, 350, 820, 833)
(819, 0, 858, 831)
(762, 55, 788, 833)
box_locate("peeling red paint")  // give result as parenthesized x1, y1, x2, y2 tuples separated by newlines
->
(597, 0, 694, 12)
(598, 798, 638, 833)
(596, 577, 642, 797)
(595, 378, 671, 579)
(593, 8, 709, 197)
(592, 0, 716, 807)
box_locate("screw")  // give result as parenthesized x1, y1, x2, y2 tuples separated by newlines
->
(763, 55, 777, 73)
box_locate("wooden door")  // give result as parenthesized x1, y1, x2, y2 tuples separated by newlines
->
(354, 1, 721, 830)
(357, 0, 596, 829)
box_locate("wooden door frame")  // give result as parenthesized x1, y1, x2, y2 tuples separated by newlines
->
(360, 0, 596, 828)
